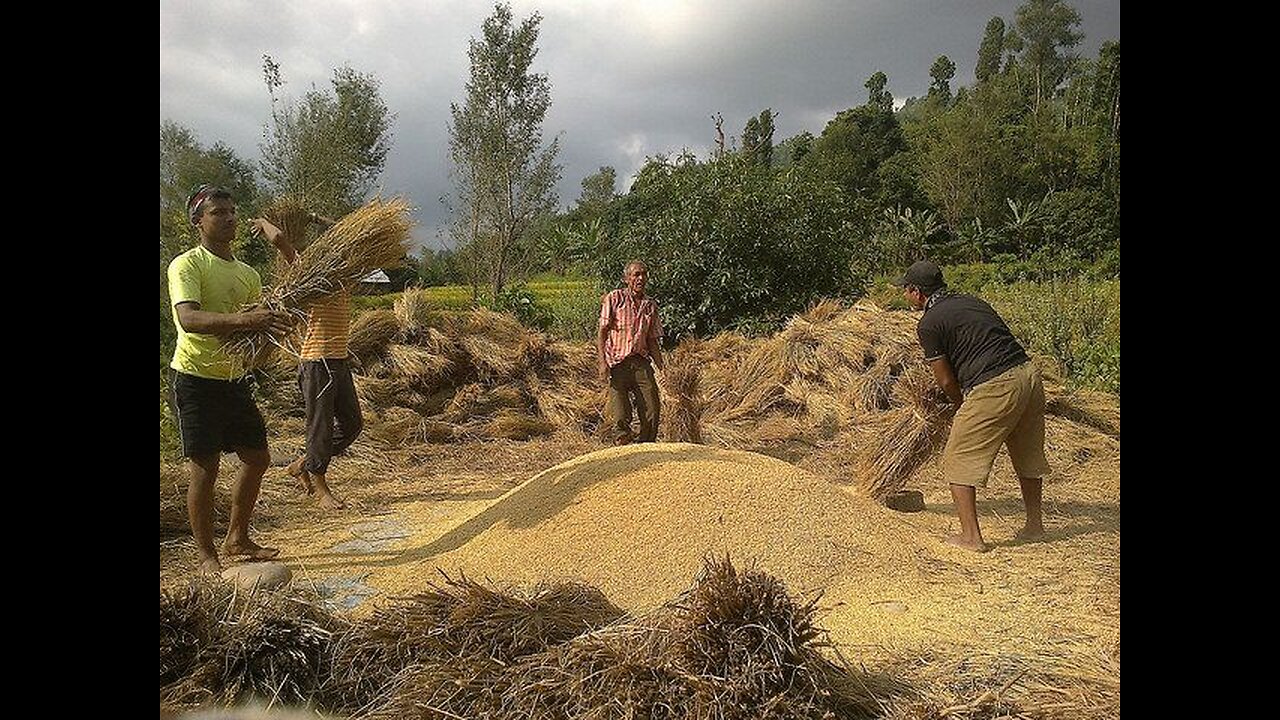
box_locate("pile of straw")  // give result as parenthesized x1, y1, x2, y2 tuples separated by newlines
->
(356, 556, 875, 720)
(160, 580, 346, 710)
(260, 295, 1112, 505)
(228, 197, 413, 363)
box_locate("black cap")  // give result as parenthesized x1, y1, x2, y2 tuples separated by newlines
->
(893, 260, 945, 290)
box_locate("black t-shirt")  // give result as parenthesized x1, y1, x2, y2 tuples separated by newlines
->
(917, 293, 1029, 391)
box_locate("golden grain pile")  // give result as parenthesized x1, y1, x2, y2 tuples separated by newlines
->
(410, 444, 922, 612)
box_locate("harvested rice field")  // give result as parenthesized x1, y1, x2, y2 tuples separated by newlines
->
(160, 303, 1119, 719)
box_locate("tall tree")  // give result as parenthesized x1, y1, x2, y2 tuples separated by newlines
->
(448, 2, 562, 294)
(741, 115, 761, 160)
(928, 55, 957, 105)
(578, 166, 617, 212)
(756, 108, 775, 167)
(259, 55, 394, 218)
(865, 71, 893, 112)
(1014, 0, 1083, 113)
(975, 17, 1006, 83)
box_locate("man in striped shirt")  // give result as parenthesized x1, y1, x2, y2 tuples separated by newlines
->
(597, 260, 665, 444)
(253, 214, 362, 511)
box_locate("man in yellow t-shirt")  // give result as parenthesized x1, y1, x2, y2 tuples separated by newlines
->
(167, 185, 291, 575)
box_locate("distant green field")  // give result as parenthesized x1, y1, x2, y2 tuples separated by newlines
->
(354, 279, 598, 311)
(353, 279, 603, 341)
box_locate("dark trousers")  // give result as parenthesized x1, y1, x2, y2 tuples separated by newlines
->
(605, 355, 661, 443)
(299, 359, 363, 474)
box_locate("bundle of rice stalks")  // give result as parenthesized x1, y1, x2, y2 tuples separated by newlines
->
(361, 557, 874, 720)
(855, 364, 954, 501)
(220, 593, 342, 705)
(463, 308, 528, 346)
(443, 383, 529, 422)
(458, 334, 520, 380)
(353, 376, 404, 414)
(161, 582, 344, 709)
(228, 197, 413, 363)
(326, 573, 622, 712)
(391, 289, 435, 340)
(417, 419, 458, 444)
(263, 194, 315, 251)
(160, 580, 235, 690)
(482, 410, 555, 440)
(363, 407, 421, 447)
(385, 344, 453, 386)
(853, 348, 910, 412)
(349, 310, 400, 366)
(528, 376, 606, 434)
(662, 341, 704, 443)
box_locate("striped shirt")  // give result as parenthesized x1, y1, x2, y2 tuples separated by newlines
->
(300, 288, 351, 360)
(599, 288, 663, 368)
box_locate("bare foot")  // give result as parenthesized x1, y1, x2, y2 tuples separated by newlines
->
(198, 557, 223, 575)
(287, 456, 315, 495)
(945, 534, 988, 553)
(222, 540, 280, 561)
(1015, 525, 1047, 542)
(315, 491, 347, 510)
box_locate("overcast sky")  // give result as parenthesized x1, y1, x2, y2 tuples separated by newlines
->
(160, 0, 1119, 250)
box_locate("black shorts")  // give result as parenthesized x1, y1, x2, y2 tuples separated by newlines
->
(169, 369, 268, 457)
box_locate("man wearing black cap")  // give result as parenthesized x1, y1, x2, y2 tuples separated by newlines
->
(895, 260, 1050, 552)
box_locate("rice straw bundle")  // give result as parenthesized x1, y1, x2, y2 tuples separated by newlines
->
(856, 363, 955, 500)
(348, 309, 400, 364)
(391, 288, 435, 340)
(262, 194, 315, 251)
(385, 344, 453, 385)
(228, 196, 413, 363)
(661, 341, 704, 443)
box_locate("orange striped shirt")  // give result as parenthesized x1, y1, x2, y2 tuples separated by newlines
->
(300, 288, 351, 360)
(599, 288, 663, 367)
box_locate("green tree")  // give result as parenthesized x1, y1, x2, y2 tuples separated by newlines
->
(740, 109, 775, 167)
(259, 55, 394, 218)
(803, 104, 908, 205)
(928, 55, 957, 105)
(448, 2, 562, 295)
(741, 115, 761, 160)
(578, 166, 617, 212)
(1014, 0, 1083, 113)
(865, 71, 893, 112)
(975, 17, 1006, 83)
(596, 154, 865, 339)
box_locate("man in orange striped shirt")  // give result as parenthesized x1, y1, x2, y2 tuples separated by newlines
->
(597, 260, 665, 444)
(252, 214, 361, 510)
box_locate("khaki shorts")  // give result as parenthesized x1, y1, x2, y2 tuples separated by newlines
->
(941, 362, 1050, 488)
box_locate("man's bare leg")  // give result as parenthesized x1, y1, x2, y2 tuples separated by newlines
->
(309, 472, 346, 510)
(946, 483, 987, 552)
(1016, 476, 1045, 541)
(222, 447, 279, 560)
(187, 454, 223, 574)
(286, 455, 314, 495)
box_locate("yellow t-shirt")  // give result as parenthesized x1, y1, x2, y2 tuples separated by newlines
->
(167, 245, 262, 380)
(300, 287, 351, 360)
